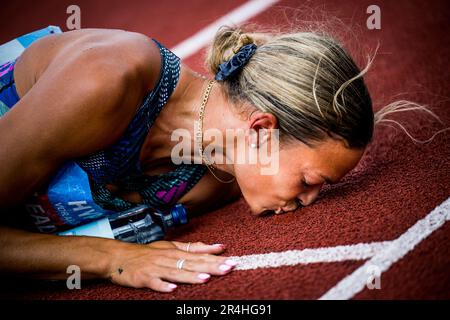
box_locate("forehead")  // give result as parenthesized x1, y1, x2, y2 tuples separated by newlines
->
(286, 138, 364, 180)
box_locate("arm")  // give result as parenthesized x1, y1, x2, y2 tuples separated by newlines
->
(0, 224, 231, 291)
(0, 47, 142, 206)
(0, 225, 116, 280)
(0, 41, 236, 290)
(179, 170, 242, 215)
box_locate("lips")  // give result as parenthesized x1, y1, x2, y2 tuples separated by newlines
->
(275, 201, 302, 214)
(258, 201, 302, 215)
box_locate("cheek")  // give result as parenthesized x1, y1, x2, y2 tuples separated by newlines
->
(236, 164, 272, 194)
(235, 164, 278, 206)
(275, 160, 302, 187)
(237, 165, 300, 205)
(273, 174, 303, 200)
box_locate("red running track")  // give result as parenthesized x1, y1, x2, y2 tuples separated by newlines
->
(0, 0, 449, 299)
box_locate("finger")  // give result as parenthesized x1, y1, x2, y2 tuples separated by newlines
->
(147, 243, 232, 267)
(159, 248, 231, 266)
(147, 241, 176, 250)
(157, 257, 238, 276)
(171, 241, 226, 254)
(109, 269, 178, 292)
(155, 265, 212, 285)
(144, 277, 178, 293)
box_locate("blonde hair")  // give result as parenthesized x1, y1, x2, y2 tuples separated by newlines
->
(204, 23, 448, 148)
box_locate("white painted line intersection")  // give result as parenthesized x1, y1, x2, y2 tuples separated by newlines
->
(228, 197, 450, 300)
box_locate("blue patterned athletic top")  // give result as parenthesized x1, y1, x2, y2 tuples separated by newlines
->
(0, 38, 207, 215)
(75, 38, 207, 212)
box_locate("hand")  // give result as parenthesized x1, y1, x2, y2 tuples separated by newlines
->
(108, 240, 238, 292)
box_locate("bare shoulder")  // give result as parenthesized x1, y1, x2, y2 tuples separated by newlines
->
(84, 30, 163, 90)
(17, 29, 163, 96)
(61, 30, 162, 93)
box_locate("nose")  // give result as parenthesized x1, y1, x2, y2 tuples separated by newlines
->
(298, 185, 322, 206)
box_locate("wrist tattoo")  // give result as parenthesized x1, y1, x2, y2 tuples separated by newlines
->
(109, 267, 124, 282)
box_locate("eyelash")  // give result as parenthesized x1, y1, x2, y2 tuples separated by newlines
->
(302, 179, 311, 188)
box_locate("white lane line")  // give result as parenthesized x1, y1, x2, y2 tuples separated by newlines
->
(171, 0, 280, 60)
(320, 197, 450, 300)
(231, 241, 391, 270)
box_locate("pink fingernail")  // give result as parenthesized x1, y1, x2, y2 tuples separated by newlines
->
(198, 273, 210, 280)
(219, 264, 232, 272)
(168, 283, 177, 290)
(225, 259, 238, 266)
(212, 244, 225, 247)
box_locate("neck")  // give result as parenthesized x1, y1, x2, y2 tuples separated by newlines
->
(163, 69, 243, 178)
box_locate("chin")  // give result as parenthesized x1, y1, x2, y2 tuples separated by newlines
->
(252, 210, 264, 216)
(247, 203, 264, 216)
(241, 193, 272, 216)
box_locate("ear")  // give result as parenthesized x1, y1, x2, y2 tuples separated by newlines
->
(248, 111, 278, 147)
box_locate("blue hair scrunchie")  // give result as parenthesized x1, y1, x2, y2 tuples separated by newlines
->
(215, 43, 257, 81)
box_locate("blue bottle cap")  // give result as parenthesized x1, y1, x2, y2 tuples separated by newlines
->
(170, 203, 188, 225)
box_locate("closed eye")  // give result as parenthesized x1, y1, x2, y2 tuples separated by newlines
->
(302, 178, 326, 188)
(302, 179, 311, 188)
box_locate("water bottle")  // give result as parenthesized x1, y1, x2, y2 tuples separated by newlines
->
(58, 203, 188, 244)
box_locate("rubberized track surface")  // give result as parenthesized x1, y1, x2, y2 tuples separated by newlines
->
(0, 0, 449, 299)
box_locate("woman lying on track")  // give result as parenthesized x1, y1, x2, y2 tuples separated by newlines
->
(0, 25, 430, 291)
